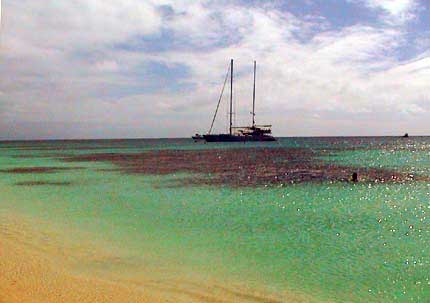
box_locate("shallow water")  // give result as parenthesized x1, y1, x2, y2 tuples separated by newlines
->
(2, 137, 430, 302)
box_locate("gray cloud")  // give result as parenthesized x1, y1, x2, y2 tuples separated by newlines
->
(1, 0, 429, 139)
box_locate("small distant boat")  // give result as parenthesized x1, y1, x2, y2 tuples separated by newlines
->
(193, 59, 276, 142)
(403, 133, 409, 138)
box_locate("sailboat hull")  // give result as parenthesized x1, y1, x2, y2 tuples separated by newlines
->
(203, 134, 276, 142)
(195, 59, 276, 143)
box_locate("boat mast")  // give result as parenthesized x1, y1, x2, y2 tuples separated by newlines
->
(229, 59, 233, 135)
(208, 68, 229, 134)
(252, 60, 256, 127)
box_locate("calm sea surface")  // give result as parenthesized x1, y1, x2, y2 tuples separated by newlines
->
(1, 137, 430, 302)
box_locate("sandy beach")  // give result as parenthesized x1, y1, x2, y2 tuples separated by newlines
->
(0, 213, 164, 303)
(0, 212, 310, 303)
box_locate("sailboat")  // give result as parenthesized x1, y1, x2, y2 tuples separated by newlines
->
(197, 59, 276, 142)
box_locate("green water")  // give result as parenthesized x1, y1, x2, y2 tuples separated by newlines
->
(2, 137, 430, 302)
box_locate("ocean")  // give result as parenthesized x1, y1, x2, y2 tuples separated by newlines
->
(1, 137, 430, 302)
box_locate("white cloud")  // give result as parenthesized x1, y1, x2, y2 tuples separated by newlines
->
(355, 0, 418, 24)
(1, 1, 429, 139)
(3, 0, 161, 55)
(94, 60, 120, 72)
(143, 4, 430, 135)
(366, 0, 415, 15)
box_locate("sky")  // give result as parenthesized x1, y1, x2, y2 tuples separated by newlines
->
(1, 0, 430, 139)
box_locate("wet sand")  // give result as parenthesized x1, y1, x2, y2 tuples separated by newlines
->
(0, 213, 313, 303)
(0, 214, 161, 303)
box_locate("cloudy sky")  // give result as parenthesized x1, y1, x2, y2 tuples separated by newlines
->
(1, 0, 430, 139)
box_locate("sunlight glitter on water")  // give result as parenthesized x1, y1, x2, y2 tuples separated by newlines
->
(2, 137, 430, 302)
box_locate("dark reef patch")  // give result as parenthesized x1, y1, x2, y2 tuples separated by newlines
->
(62, 147, 425, 187)
(11, 153, 73, 159)
(15, 181, 72, 186)
(0, 167, 85, 174)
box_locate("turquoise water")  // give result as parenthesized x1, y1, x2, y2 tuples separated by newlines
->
(2, 137, 430, 302)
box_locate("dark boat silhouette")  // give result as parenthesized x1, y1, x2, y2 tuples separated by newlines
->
(194, 59, 276, 142)
(192, 134, 204, 141)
